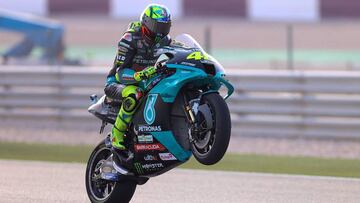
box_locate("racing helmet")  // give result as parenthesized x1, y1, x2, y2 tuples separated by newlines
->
(140, 4, 171, 44)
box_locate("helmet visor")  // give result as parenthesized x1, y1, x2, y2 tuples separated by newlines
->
(143, 16, 171, 36)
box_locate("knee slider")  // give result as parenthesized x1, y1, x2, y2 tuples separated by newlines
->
(122, 85, 143, 100)
(123, 97, 137, 112)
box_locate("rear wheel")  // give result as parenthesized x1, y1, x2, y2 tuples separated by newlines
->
(190, 93, 231, 165)
(85, 140, 137, 203)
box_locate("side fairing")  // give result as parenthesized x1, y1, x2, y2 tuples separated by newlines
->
(131, 93, 192, 176)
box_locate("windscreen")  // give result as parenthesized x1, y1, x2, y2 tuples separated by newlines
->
(174, 34, 204, 50)
(174, 34, 226, 73)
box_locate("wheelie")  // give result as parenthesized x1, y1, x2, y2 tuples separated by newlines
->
(86, 4, 234, 203)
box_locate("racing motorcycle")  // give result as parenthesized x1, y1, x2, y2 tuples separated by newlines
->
(86, 34, 234, 203)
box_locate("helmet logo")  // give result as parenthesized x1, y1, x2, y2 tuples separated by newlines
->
(154, 8, 165, 18)
(151, 6, 169, 21)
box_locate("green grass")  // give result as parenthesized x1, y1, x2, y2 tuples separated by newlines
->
(182, 154, 360, 178)
(63, 47, 360, 64)
(0, 142, 93, 163)
(214, 49, 360, 63)
(2, 45, 360, 64)
(1, 141, 360, 178)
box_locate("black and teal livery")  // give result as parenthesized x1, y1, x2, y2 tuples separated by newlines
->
(86, 34, 234, 203)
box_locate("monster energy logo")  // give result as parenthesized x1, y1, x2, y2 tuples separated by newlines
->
(144, 94, 158, 125)
(134, 163, 144, 174)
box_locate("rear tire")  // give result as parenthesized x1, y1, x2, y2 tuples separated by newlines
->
(191, 93, 231, 165)
(85, 140, 137, 203)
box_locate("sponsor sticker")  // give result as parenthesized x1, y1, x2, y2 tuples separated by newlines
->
(137, 40, 143, 48)
(133, 58, 157, 65)
(138, 134, 154, 143)
(135, 143, 165, 152)
(181, 62, 196, 67)
(144, 94, 157, 125)
(118, 46, 128, 53)
(119, 41, 131, 49)
(144, 154, 157, 161)
(134, 162, 163, 173)
(122, 33, 132, 42)
(117, 55, 125, 61)
(134, 162, 144, 174)
(159, 153, 177, 161)
(142, 163, 164, 170)
(137, 125, 162, 132)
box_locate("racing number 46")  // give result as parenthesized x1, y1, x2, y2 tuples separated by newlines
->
(186, 51, 209, 60)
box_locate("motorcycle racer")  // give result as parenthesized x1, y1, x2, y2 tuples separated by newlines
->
(104, 4, 172, 151)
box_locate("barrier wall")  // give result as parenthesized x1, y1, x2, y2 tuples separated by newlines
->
(2, 0, 360, 19)
(321, 0, 360, 18)
(48, 0, 109, 14)
(1, 66, 360, 138)
(183, 0, 246, 17)
(110, 0, 183, 18)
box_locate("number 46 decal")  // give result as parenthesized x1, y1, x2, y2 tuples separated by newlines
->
(186, 51, 209, 60)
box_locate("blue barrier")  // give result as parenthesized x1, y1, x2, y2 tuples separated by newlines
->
(0, 9, 64, 63)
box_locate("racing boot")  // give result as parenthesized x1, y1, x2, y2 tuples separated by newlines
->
(111, 120, 131, 170)
(111, 129, 126, 150)
(111, 96, 137, 168)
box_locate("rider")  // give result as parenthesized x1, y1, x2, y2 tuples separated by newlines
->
(104, 4, 172, 151)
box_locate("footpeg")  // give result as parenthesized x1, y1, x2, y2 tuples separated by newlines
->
(112, 161, 130, 175)
(112, 148, 134, 167)
(100, 172, 119, 181)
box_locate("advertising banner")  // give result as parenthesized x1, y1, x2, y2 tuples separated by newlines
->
(248, 0, 319, 21)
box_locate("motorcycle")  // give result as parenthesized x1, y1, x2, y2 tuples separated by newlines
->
(86, 34, 234, 203)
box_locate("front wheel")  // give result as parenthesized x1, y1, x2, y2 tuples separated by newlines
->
(85, 140, 137, 203)
(190, 93, 231, 165)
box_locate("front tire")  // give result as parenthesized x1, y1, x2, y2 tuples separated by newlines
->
(85, 140, 137, 203)
(191, 93, 231, 165)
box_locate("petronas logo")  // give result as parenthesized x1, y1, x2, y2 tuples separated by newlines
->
(134, 163, 144, 174)
(144, 94, 158, 125)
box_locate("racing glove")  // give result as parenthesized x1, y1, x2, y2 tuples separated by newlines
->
(134, 65, 159, 81)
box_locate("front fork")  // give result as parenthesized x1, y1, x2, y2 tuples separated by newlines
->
(183, 93, 202, 143)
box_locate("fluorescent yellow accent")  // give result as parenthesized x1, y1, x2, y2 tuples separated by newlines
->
(145, 7, 151, 17)
(186, 51, 209, 60)
(134, 72, 143, 81)
(144, 66, 157, 76)
(116, 61, 124, 66)
(122, 85, 138, 98)
(152, 6, 163, 18)
(112, 85, 141, 150)
(115, 73, 120, 82)
(134, 66, 157, 81)
(111, 127, 125, 149)
(133, 21, 141, 27)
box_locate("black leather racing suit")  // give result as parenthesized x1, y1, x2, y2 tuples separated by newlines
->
(104, 21, 171, 100)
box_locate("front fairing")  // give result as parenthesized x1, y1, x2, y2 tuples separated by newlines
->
(144, 34, 234, 103)
(155, 34, 226, 75)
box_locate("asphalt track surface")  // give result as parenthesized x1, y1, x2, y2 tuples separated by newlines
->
(1, 160, 360, 203)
